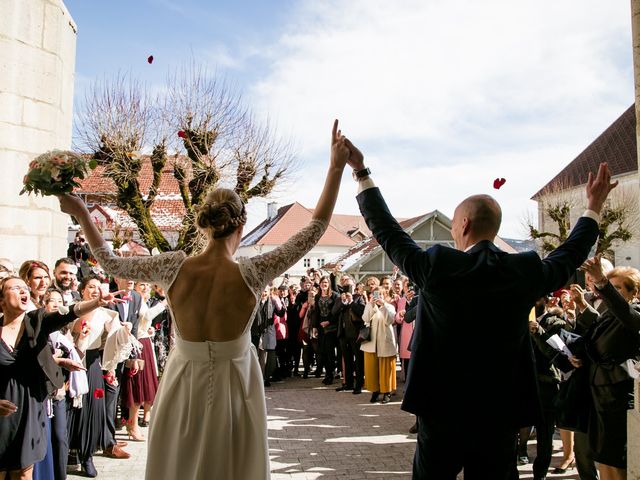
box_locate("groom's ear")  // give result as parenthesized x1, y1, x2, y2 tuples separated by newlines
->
(461, 217, 471, 236)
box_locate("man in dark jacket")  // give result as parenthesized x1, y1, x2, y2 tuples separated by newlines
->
(333, 290, 366, 393)
(343, 134, 616, 479)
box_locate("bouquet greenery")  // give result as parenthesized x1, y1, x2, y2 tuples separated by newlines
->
(20, 150, 97, 196)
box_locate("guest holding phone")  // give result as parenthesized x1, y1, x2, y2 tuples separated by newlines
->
(360, 286, 397, 403)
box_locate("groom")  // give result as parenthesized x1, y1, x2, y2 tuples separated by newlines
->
(343, 138, 616, 479)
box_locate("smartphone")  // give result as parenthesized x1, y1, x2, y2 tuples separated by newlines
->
(100, 283, 110, 296)
(372, 291, 381, 300)
(284, 273, 289, 279)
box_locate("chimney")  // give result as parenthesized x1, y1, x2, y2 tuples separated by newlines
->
(267, 202, 278, 221)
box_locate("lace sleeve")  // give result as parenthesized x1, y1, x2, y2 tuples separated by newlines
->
(92, 244, 187, 290)
(239, 219, 329, 293)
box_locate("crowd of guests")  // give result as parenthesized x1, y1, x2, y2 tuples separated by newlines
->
(249, 265, 419, 435)
(1, 232, 638, 479)
(521, 257, 640, 480)
(0, 233, 172, 479)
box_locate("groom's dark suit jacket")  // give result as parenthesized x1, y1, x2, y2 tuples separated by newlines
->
(357, 187, 599, 429)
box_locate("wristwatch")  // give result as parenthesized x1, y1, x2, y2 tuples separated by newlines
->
(352, 167, 371, 181)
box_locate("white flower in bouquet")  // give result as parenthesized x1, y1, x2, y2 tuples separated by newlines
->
(20, 150, 97, 197)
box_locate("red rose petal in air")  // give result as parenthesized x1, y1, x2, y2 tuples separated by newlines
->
(93, 388, 105, 399)
(155, 323, 161, 330)
(147, 55, 154, 64)
(493, 178, 506, 189)
(177, 130, 186, 138)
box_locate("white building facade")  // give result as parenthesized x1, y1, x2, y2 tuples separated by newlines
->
(0, 0, 77, 266)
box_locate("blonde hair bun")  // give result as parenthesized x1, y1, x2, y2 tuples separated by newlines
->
(196, 188, 246, 238)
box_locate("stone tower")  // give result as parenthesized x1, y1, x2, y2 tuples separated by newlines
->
(0, 0, 77, 267)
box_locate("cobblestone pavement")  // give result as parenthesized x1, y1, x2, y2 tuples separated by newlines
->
(68, 375, 581, 479)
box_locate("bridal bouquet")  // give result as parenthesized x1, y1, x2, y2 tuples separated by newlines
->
(20, 150, 97, 197)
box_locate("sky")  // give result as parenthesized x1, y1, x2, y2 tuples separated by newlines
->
(64, 0, 635, 239)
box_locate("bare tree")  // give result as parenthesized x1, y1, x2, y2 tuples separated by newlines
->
(528, 183, 639, 260)
(74, 65, 294, 255)
(527, 180, 579, 255)
(596, 190, 640, 260)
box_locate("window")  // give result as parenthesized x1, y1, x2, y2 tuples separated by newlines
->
(303, 258, 311, 268)
(317, 258, 325, 268)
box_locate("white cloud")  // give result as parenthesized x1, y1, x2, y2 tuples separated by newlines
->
(242, 0, 634, 238)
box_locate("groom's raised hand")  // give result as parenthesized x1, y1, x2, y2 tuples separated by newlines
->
(586, 162, 618, 214)
(343, 138, 365, 171)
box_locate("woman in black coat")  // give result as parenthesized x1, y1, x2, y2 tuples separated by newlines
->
(0, 275, 118, 479)
(572, 258, 640, 480)
(312, 276, 340, 385)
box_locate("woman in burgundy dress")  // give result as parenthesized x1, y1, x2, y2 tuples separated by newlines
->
(120, 282, 165, 439)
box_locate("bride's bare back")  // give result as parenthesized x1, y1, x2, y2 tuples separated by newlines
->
(89, 217, 330, 345)
(168, 256, 256, 342)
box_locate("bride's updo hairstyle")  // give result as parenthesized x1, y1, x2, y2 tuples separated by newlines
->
(196, 188, 247, 239)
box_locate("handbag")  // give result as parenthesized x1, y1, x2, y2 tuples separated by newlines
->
(554, 366, 590, 433)
(356, 325, 371, 344)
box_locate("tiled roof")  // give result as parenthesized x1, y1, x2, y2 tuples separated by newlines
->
(532, 104, 637, 199)
(241, 202, 356, 247)
(89, 203, 183, 231)
(77, 156, 188, 231)
(77, 156, 185, 195)
(309, 211, 372, 237)
(325, 236, 379, 271)
(325, 212, 439, 270)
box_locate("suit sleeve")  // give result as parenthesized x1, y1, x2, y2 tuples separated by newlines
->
(539, 216, 599, 296)
(331, 298, 345, 316)
(575, 305, 599, 336)
(357, 187, 432, 288)
(39, 307, 79, 335)
(404, 297, 418, 323)
(350, 297, 366, 317)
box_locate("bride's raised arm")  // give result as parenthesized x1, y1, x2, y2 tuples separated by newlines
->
(56, 194, 186, 288)
(58, 119, 350, 290)
(242, 120, 349, 290)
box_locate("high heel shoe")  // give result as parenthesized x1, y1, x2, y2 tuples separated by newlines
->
(126, 425, 145, 442)
(552, 458, 575, 474)
(81, 456, 98, 477)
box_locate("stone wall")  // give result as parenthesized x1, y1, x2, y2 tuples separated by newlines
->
(0, 0, 76, 268)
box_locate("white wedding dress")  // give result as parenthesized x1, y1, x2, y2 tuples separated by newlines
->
(92, 219, 328, 480)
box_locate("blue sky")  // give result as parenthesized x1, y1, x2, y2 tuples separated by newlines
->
(64, 1, 635, 238)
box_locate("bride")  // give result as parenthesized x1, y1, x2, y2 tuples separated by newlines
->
(57, 121, 350, 479)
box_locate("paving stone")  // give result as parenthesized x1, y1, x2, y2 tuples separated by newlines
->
(66, 375, 580, 479)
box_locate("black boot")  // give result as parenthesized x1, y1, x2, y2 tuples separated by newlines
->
(82, 456, 98, 477)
